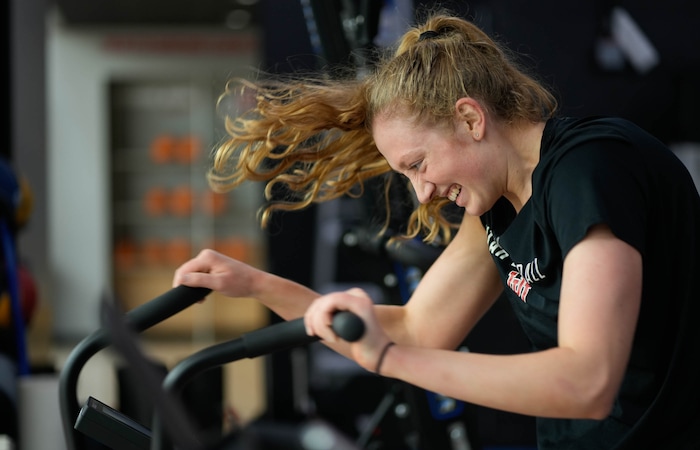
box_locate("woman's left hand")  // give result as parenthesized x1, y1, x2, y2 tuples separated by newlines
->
(304, 287, 392, 373)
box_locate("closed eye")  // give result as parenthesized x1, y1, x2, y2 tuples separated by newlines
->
(409, 160, 423, 171)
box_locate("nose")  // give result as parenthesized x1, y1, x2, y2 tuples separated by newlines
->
(413, 178, 435, 204)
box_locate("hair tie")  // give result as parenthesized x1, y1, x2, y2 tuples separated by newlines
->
(418, 30, 440, 42)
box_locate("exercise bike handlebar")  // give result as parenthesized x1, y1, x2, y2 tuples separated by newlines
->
(59, 285, 212, 450)
(165, 311, 364, 394)
(150, 311, 365, 450)
(59, 284, 367, 450)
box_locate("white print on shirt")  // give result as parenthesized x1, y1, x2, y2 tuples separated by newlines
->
(486, 226, 509, 260)
(513, 258, 545, 284)
(486, 226, 545, 303)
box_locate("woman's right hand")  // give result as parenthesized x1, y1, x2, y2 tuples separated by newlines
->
(173, 249, 262, 300)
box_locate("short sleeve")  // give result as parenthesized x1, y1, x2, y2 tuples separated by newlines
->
(540, 140, 648, 258)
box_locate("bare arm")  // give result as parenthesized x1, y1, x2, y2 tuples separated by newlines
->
(173, 249, 320, 320)
(174, 213, 501, 355)
(374, 213, 503, 349)
(307, 224, 642, 419)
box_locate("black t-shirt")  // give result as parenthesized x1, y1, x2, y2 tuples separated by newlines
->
(481, 116, 700, 449)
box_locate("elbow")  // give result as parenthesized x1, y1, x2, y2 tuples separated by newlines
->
(579, 395, 615, 420)
(580, 370, 620, 420)
(553, 392, 615, 421)
(556, 375, 618, 420)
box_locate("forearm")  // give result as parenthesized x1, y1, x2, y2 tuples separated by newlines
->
(249, 269, 320, 320)
(248, 267, 414, 336)
(398, 213, 503, 349)
(379, 345, 614, 419)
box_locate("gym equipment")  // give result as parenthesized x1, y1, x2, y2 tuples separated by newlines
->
(59, 285, 209, 450)
(342, 228, 481, 450)
(59, 285, 365, 450)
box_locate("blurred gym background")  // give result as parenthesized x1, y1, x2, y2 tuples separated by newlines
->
(2, 0, 699, 449)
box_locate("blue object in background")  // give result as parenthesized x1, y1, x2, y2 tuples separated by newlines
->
(0, 157, 29, 376)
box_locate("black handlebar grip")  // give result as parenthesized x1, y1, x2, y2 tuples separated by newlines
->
(125, 285, 212, 332)
(240, 311, 366, 359)
(332, 311, 365, 342)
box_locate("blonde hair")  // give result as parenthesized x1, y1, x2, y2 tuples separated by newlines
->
(209, 12, 557, 244)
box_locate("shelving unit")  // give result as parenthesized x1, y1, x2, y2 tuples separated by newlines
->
(109, 78, 267, 338)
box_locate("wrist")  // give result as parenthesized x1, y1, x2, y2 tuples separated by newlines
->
(375, 341, 395, 376)
(247, 266, 268, 298)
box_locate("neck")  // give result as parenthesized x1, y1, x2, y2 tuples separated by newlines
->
(503, 121, 546, 212)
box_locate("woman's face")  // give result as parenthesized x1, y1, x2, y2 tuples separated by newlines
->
(372, 113, 501, 216)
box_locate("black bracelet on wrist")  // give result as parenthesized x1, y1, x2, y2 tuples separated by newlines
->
(375, 341, 395, 375)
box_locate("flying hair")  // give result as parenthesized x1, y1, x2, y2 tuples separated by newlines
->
(207, 11, 557, 244)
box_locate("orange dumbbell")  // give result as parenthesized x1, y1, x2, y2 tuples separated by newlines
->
(143, 186, 169, 217)
(149, 134, 177, 164)
(169, 185, 194, 217)
(175, 134, 202, 165)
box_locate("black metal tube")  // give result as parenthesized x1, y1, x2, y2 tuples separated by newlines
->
(151, 312, 364, 450)
(58, 329, 109, 450)
(58, 285, 211, 450)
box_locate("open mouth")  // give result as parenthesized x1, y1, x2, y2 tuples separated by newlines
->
(447, 185, 461, 202)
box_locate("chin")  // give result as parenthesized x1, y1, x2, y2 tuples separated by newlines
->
(463, 202, 486, 217)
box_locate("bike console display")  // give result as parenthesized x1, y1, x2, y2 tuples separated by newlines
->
(75, 396, 151, 450)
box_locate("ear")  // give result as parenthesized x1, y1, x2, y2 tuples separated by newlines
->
(455, 97, 485, 140)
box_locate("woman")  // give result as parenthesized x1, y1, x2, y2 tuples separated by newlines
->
(173, 11, 700, 449)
